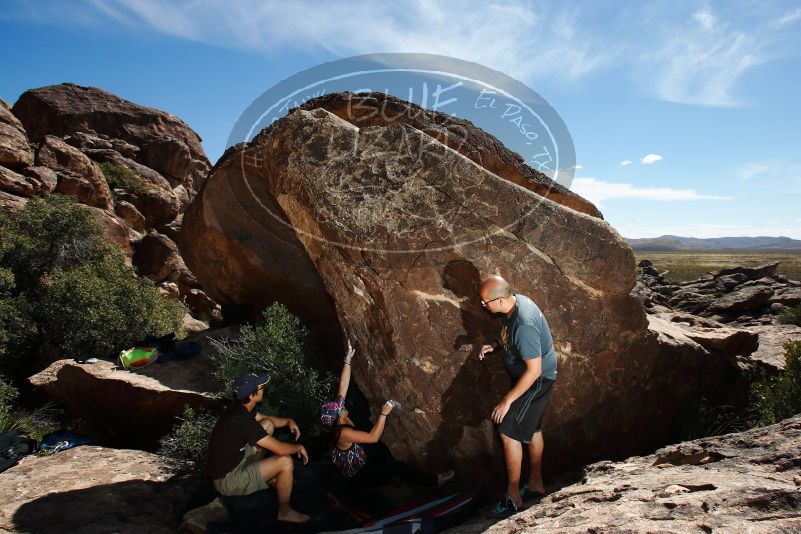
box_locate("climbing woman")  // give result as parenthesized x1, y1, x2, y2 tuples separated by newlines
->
(320, 340, 455, 489)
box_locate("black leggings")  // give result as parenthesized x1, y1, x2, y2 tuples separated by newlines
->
(349, 458, 436, 489)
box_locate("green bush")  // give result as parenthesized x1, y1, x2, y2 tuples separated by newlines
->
(99, 162, 146, 196)
(0, 195, 185, 374)
(779, 303, 801, 326)
(158, 405, 218, 471)
(751, 341, 801, 426)
(210, 303, 334, 434)
(36, 253, 185, 361)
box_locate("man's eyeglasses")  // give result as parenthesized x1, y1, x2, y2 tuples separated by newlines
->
(480, 296, 503, 307)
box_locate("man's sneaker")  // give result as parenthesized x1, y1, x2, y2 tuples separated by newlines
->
(487, 496, 519, 519)
(520, 484, 547, 502)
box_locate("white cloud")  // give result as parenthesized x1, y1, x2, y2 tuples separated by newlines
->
(620, 160, 633, 166)
(571, 177, 729, 208)
(692, 8, 717, 31)
(11, 0, 616, 85)
(640, 154, 663, 164)
(733, 161, 801, 191)
(633, 3, 801, 106)
(10, 1, 801, 107)
(574, 164, 583, 170)
(774, 8, 801, 28)
(737, 163, 770, 180)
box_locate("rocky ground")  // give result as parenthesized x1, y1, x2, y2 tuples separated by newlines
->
(634, 260, 801, 326)
(0, 446, 201, 534)
(634, 259, 801, 375)
(451, 414, 801, 533)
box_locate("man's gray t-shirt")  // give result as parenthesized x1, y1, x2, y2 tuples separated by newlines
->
(500, 294, 557, 382)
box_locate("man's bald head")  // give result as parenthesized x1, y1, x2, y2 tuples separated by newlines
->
(479, 275, 513, 300)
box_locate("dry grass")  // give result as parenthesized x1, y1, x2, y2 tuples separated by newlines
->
(634, 251, 801, 283)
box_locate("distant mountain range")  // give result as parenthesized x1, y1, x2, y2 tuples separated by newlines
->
(625, 235, 801, 251)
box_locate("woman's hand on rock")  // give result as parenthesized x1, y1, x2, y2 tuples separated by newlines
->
(344, 339, 356, 364)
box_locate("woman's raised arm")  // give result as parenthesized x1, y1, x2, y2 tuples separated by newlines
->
(337, 339, 356, 399)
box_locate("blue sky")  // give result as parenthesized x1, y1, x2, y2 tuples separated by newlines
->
(2, 0, 800, 238)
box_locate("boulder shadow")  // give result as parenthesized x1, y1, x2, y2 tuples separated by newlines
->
(426, 260, 504, 478)
(12, 478, 192, 534)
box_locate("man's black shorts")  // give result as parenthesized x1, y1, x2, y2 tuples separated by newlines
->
(498, 377, 555, 443)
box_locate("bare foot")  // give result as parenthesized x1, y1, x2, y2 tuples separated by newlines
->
(527, 483, 546, 494)
(277, 508, 310, 524)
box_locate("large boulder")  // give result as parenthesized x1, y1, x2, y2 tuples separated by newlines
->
(741, 323, 801, 372)
(0, 446, 195, 534)
(0, 165, 37, 198)
(0, 190, 27, 212)
(770, 287, 801, 307)
(35, 135, 113, 210)
(133, 232, 193, 283)
(28, 329, 228, 449)
(181, 105, 730, 478)
(707, 285, 775, 314)
(709, 262, 779, 281)
(114, 199, 146, 232)
(12, 83, 210, 188)
(19, 165, 57, 194)
(0, 99, 33, 168)
(457, 415, 801, 533)
(88, 206, 134, 259)
(298, 92, 602, 218)
(83, 147, 185, 225)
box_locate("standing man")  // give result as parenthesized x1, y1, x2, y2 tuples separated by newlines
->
(206, 373, 310, 524)
(478, 275, 558, 519)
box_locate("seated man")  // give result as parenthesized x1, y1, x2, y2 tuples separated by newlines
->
(206, 373, 310, 524)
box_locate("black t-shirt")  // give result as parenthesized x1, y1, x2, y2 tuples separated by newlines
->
(206, 402, 268, 480)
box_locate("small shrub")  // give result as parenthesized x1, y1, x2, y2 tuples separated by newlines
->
(779, 304, 801, 326)
(672, 397, 747, 441)
(751, 341, 801, 426)
(0, 376, 59, 440)
(158, 405, 218, 471)
(99, 162, 146, 196)
(210, 303, 334, 434)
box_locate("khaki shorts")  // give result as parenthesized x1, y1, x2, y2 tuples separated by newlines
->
(213, 444, 268, 496)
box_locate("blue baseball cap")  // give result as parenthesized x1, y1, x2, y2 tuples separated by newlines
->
(233, 373, 270, 401)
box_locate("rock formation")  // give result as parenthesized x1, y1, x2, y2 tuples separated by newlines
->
(0, 83, 219, 325)
(453, 414, 801, 533)
(635, 260, 800, 324)
(0, 99, 34, 168)
(12, 83, 210, 189)
(0, 446, 198, 534)
(181, 102, 738, 479)
(634, 259, 801, 375)
(27, 327, 234, 449)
